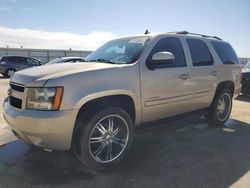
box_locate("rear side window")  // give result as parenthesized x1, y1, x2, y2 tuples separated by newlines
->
(211, 41, 239, 64)
(147, 37, 186, 68)
(187, 39, 213, 66)
(7, 57, 26, 64)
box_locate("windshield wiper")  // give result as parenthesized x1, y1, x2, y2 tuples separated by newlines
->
(88, 59, 116, 64)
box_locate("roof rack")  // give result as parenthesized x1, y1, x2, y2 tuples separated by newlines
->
(169, 31, 222, 40)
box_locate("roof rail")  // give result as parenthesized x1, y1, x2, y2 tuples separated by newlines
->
(169, 31, 222, 40)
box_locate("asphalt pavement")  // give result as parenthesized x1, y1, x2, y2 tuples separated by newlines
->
(0, 75, 250, 188)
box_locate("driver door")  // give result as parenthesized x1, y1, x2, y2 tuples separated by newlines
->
(140, 37, 194, 123)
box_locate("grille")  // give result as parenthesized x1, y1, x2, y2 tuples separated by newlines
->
(9, 96, 22, 109)
(10, 83, 25, 92)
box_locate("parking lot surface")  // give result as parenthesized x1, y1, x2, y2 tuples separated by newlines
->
(0, 75, 250, 188)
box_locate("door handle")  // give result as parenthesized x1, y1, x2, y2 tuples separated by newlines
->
(179, 74, 191, 80)
(210, 71, 218, 76)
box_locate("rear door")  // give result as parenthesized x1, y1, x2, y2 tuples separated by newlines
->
(140, 36, 194, 123)
(186, 39, 217, 110)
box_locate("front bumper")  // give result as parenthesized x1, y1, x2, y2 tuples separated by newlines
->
(3, 99, 78, 151)
(233, 83, 242, 97)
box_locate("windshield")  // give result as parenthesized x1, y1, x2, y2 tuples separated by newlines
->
(243, 62, 250, 70)
(85, 36, 151, 64)
(46, 58, 62, 65)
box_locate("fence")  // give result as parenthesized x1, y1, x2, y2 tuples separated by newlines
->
(0, 47, 92, 63)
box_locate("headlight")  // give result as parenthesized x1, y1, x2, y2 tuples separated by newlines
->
(26, 87, 63, 110)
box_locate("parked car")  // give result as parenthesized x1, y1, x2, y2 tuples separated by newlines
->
(46, 57, 85, 65)
(3, 31, 241, 170)
(0, 55, 45, 77)
(241, 61, 250, 95)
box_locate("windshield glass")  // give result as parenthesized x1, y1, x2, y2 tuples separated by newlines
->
(85, 36, 151, 64)
(243, 62, 250, 70)
(46, 58, 62, 65)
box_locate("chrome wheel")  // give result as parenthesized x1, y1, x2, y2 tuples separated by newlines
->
(88, 114, 129, 163)
(216, 93, 231, 121)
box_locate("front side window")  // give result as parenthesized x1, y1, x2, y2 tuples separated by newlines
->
(187, 39, 213, 66)
(211, 41, 239, 64)
(26, 58, 40, 66)
(147, 37, 186, 68)
(85, 36, 151, 64)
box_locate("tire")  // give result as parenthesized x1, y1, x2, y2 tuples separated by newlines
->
(76, 107, 133, 170)
(205, 89, 232, 126)
(5, 69, 15, 78)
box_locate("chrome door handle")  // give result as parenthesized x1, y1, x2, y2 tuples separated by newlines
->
(179, 74, 191, 80)
(210, 71, 218, 76)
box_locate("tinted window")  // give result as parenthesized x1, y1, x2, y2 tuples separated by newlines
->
(187, 39, 213, 66)
(1, 56, 7, 62)
(147, 37, 186, 68)
(64, 59, 76, 62)
(211, 41, 239, 64)
(7, 57, 26, 64)
(26, 58, 40, 66)
(64, 59, 84, 63)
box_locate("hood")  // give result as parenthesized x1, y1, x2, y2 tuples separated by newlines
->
(11, 62, 119, 87)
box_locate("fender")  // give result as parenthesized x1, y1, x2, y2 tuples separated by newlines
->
(74, 89, 142, 125)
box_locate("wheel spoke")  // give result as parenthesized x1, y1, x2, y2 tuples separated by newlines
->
(106, 143, 113, 160)
(218, 100, 223, 106)
(108, 117, 114, 132)
(90, 136, 104, 144)
(221, 97, 225, 105)
(93, 142, 107, 157)
(96, 123, 107, 135)
(217, 105, 223, 113)
(113, 123, 122, 136)
(112, 136, 126, 147)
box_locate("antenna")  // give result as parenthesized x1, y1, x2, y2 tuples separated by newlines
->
(144, 29, 150, 35)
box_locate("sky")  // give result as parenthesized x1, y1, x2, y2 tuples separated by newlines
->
(0, 0, 249, 57)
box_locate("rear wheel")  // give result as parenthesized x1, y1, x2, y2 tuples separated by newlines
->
(205, 89, 232, 126)
(76, 107, 133, 170)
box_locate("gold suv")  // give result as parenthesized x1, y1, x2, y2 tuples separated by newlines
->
(3, 31, 242, 169)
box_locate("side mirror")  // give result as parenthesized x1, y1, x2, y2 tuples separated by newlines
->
(147, 52, 175, 70)
(152, 51, 175, 62)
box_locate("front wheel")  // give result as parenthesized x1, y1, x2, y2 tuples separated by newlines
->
(205, 89, 232, 126)
(77, 107, 133, 170)
(5, 69, 15, 78)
